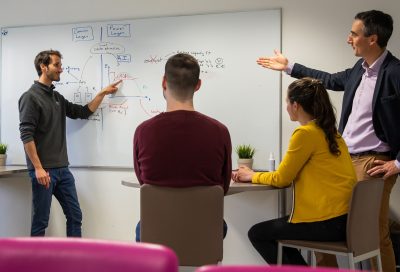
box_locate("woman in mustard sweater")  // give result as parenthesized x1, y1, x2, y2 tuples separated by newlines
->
(233, 77, 356, 265)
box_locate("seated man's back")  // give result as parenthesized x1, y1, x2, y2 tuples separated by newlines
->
(134, 109, 231, 193)
(133, 53, 232, 242)
(134, 53, 232, 194)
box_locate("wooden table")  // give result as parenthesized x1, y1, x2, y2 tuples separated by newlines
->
(121, 176, 278, 195)
(0, 165, 28, 176)
(121, 176, 287, 217)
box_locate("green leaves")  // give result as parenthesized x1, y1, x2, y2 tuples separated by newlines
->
(235, 144, 255, 159)
(0, 143, 7, 154)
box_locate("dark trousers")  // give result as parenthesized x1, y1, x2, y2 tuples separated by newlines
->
(29, 167, 82, 237)
(248, 214, 347, 265)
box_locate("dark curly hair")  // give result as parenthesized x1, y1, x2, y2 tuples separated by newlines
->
(34, 50, 62, 76)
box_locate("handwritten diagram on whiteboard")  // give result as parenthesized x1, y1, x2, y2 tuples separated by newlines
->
(1, 10, 281, 168)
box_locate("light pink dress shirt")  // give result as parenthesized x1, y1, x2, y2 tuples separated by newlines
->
(286, 52, 400, 168)
(342, 51, 390, 154)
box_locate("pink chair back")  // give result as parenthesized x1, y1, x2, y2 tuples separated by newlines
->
(0, 237, 178, 272)
(196, 265, 361, 272)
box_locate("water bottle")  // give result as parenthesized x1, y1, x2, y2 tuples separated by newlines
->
(269, 152, 275, 171)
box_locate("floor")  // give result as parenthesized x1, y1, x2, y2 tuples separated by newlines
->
(179, 266, 197, 272)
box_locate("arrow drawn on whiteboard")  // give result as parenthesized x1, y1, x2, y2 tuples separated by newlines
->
(139, 99, 152, 117)
(108, 99, 128, 106)
(66, 68, 80, 81)
(112, 95, 150, 99)
(80, 55, 93, 81)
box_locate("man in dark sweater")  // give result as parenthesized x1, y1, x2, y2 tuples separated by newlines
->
(133, 53, 232, 241)
(19, 50, 121, 237)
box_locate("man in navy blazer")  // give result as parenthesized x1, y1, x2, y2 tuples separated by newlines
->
(257, 10, 399, 272)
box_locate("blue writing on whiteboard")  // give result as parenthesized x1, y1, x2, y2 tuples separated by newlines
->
(91, 42, 125, 56)
(117, 54, 131, 63)
(107, 24, 131, 37)
(72, 27, 94, 41)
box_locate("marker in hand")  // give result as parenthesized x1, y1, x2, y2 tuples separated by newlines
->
(110, 80, 123, 98)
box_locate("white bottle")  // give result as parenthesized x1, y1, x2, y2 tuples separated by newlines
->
(269, 152, 275, 171)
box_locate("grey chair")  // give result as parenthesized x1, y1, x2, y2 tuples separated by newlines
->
(277, 179, 384, 271)
(140, 184, 224, 266)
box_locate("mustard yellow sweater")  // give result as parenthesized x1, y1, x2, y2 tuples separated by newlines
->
(252, 121, 356, 223)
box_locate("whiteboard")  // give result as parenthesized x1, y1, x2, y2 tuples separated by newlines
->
(0, 10, 281, 168)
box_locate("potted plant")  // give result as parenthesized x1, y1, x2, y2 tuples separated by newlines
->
(0, 143, 7, 166)
(235, 144, 255, 169)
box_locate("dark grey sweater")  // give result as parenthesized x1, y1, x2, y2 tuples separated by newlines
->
(19, 81, 93, 170)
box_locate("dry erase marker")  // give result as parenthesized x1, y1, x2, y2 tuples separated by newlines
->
(110, 80, 123, 98)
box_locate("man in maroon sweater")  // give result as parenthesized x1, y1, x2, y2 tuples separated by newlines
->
(133, 53, 232, 241)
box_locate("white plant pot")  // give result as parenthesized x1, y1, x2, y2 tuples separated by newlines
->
(237, 158, 253, 169)
(0, 154, 6, 166)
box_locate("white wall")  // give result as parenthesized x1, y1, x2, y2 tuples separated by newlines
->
(1, 0, 400, 266)
(0, 173, 31, 236)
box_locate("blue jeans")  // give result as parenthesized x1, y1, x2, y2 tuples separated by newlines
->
(29, 167, 82, 237)
(135, 220, 228, 242)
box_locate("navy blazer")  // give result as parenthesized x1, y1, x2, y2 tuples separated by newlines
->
(291, 51, 400, 161)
